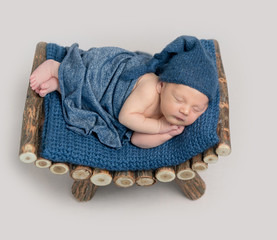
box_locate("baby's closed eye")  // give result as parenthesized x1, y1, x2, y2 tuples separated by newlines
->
(192, 106, 201, 112)
(174, 96, 183, 102)
(193, 105, 207, 113)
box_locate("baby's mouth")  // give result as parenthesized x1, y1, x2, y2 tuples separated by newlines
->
(175, 116, 185, 122)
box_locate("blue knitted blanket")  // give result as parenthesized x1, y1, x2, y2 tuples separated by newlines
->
(40, 39, 220, 171)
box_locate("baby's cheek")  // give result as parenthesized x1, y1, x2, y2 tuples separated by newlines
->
(187, 115, 199, 125)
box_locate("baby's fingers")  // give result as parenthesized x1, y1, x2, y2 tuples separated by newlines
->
(170, 124, 179, 130)
(176, 126, 185, 133)
(167, 126, 185, 136)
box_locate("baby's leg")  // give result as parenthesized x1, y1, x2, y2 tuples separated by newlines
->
(29, 59, 60, 91)
(38, 77, 60, 97)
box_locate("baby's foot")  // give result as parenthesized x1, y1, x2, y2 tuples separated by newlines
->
(35, 87, 41, 94)
(29, 59, 60, 91)
(38, 77, 60, 97)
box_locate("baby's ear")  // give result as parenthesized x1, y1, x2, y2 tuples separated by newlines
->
(156, 81, 163, 94)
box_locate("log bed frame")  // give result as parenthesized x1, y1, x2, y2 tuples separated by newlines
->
(19, 41, 231, 201)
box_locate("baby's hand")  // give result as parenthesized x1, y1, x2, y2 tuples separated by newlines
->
(167, 125, 185, 137)
(158, 117, 179, 134)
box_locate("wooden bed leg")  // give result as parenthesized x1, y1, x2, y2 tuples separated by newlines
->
(175, 172, 206, 200)
(71, 179, 98, 202)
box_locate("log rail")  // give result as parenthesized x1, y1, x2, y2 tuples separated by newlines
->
(19, 40, 231, 201)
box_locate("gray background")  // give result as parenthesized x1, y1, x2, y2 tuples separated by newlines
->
(1, 0, 276, 239)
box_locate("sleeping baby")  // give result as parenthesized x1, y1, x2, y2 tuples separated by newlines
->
(29, 35, 218, 149)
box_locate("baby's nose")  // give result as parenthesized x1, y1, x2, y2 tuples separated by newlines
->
(180, 107, 190, 115)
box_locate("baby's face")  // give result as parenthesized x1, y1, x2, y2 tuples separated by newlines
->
(158, 82, 209, 126)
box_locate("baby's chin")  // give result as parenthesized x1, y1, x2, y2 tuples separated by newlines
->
(166, 116, 188, 126)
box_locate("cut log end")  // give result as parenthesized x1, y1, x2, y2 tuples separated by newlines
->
(113, 171, 135, 188)
(90, 174, 112, 186)
(71, 169, 91, 180)
(72, 170, 90, 180)
(115, 177, 135, 188)
(156, 171, 175, 182)
(203, 154, 218, 164)
(192, 162, 208, 171)
(50, 163, 69, 175)
(176, 161, 195, 180)
(19, 152, 37, 163)
(136, 177, 155, 186)
(90, 168, 113, 186)
(70, 165, 92, 180)
(216, 143, 231, 156)
(35, 158, 52, 168)
(135, 170, 156, 186)
(177, 169, 195, 180)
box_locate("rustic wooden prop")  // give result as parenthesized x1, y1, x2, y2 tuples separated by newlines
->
(19, 40, 231, 201)
(203, 147, 218, 163)
(35, 157, 52, 168)
(176, 160, 196, 180)
(50, 163, 69, 175)
(136, 170, 156, 186)
(175, 172, 206, 200)
(155, 166, 176, 182)
(70, 165, 93, 180)
(72, 179, 98, 202)
(214, 40, 231, 156)
(113, 171, 136, 187)
(19, 42, 46, 164)
(191, 154, 208, 171)
(90, 168, 113, 186)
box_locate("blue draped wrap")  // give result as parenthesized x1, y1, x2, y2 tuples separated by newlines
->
(47, 43, 152, 149)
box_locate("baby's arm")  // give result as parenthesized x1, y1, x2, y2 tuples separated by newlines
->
(131, 126, 185, 148)
(120, 113, 177, 134)
(118, 76, 178, 134)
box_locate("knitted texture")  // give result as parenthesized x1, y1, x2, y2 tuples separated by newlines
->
(157, 36, 218, 101)
(121, 36, 218, 101)
(46, 43, 67, 63)
(40, 39, 220, 171)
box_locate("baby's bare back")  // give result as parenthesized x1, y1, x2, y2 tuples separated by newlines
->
(118, 73, 179, 136)
(130, 73, 161, 119)
(118, 73, 162, 131)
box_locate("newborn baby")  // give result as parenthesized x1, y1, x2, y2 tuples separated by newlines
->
(30, 36, 218, 149)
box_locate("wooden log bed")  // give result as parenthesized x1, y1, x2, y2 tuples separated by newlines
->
(19, 40, 231, 201)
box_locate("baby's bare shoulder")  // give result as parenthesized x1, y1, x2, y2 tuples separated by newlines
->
(132, 73, 159, 95)
(120, 73, 159, 115)
(131, 73, 159, 103)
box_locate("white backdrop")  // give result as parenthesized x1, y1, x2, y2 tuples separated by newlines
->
(1, 0, 276, 239)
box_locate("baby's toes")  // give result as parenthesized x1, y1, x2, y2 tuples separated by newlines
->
(40, 82, 49, 90)
(29, 74, 35, 83)
(35, 87, 40, 94)
(30, 76, 39, 90)
(39, 89, 48, 97)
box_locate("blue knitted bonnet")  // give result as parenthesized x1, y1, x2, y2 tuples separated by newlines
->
(148, 35, 218, 101)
